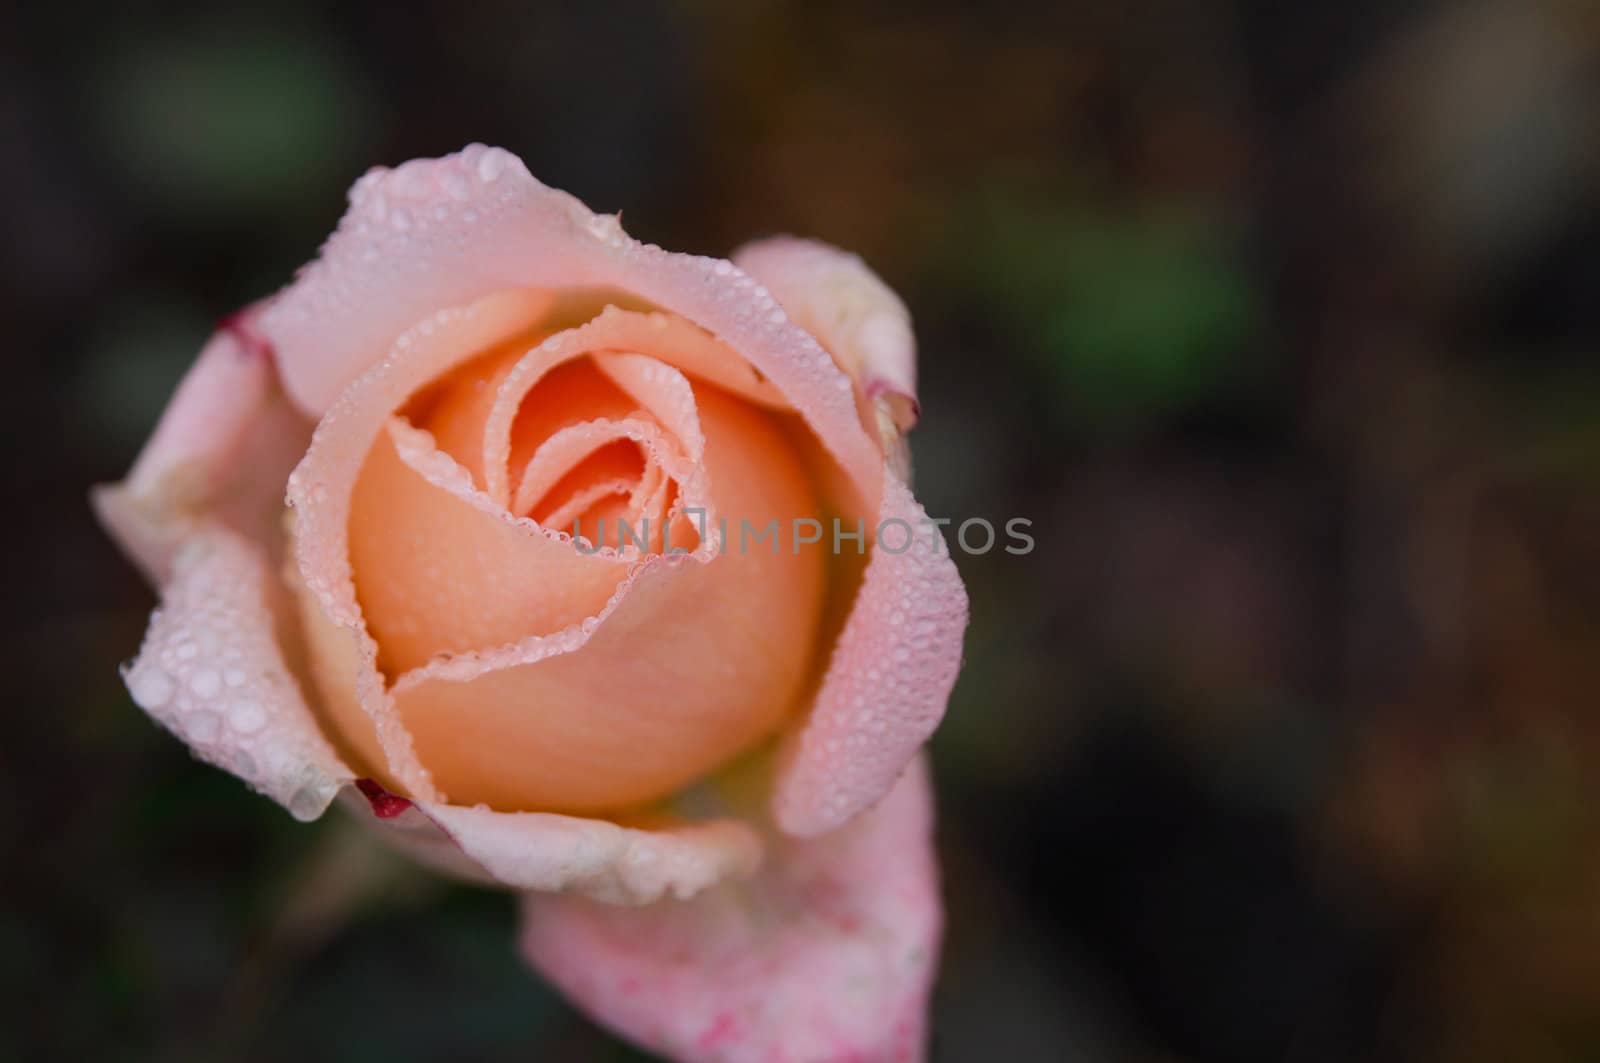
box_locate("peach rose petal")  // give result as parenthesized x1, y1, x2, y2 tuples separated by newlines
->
(478, 334, 624, 508)
(511, 417, 691, 527)
(481, 313, 716, 511)
(417, 342, 635, 493)
(258, 145, 882, 509)
(733, 236, 920, 433)
(772, 470, 968, 839)
(538, 479, 638, 536)
(591, 351, 707, 461)
(350, 418, 630, 674)
(388, 387, 825, 814)
(386, 559, 703, 811)
(520, 757, 941, 1063)
(122, 526, 354, 821)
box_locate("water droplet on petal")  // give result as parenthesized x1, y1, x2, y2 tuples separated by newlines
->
(129, 668, 174, 710)
(477, 149, 507, 183)
(288, 785, 326, 822)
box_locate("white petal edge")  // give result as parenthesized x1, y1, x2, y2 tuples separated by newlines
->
(351, 791, 762, 905)
(772, 469, 968, 838)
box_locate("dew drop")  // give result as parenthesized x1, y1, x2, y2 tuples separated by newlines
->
(288, 785, 326, 822)
(129, 667, 175, 710)
(477, 149, 507, 183)
(584, 213, 622, 242)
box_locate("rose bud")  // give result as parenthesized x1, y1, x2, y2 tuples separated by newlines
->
(95, 144, 967, 1062)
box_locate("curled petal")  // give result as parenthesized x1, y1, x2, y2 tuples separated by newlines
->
(120, 527, 354, 820)
(591, 350, 708, 463)
(733, 236, 920, 436)
(350, 417, 630, 673)
(350, 787, 761, 905)
(414, 331, 636, 495)
(479, 307, 770, 508)
(773, 471, 968, 838)
(285, 289, 554, 799)
(520, 757, 942, 1063)
(511, 416, 691, 528)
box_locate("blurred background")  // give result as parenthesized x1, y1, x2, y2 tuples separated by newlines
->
(4, 1, 1599, 1059)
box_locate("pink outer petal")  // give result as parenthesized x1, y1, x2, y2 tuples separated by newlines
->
(120, 526, 354, 820)
(520, 757, 941, 1063)
(352, 792, 762, 904)
(732, 236, 920, 433)
(259, 144, 881, 507)
(92, 306, 312, 585)
(772, 471, 968, 838)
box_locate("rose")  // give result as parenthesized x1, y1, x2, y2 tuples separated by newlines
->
(95, 144, 967, 1062)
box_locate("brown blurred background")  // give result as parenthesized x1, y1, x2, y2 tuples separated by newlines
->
(4, 1, 1599, 1060)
